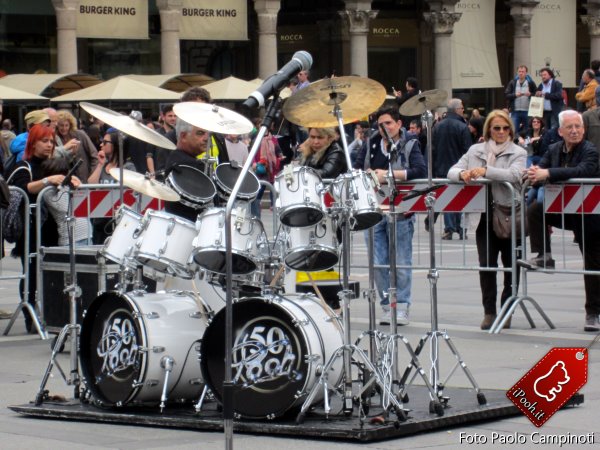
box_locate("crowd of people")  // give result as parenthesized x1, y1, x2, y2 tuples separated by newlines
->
(1, 64, 599, 334)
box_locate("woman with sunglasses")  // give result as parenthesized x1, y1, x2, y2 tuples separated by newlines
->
(88, 130, 135, 244)
(448, 109, 527, 330)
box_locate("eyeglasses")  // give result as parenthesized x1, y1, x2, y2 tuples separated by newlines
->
(492, 126, 511, 132)
(101, 140, 112, 145)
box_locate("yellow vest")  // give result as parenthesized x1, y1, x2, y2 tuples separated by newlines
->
(196, 135, 219, 169)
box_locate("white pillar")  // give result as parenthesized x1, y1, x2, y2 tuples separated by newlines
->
(254, 0, 280, 79)
(423, 8, 461, 97)
(506, 1, 540, 73)
(157, 0, 183, 74)
(582, 0, 600, 61)
(52, 0, 79, 73)
(341, 1, 377, 77)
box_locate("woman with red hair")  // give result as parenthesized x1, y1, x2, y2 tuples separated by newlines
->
(7, 124, 73, 332)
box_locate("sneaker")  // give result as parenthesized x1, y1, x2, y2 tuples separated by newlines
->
(518, 255, 555, 270)
(441, 231, 453, 240)
(0, 309, 13, 320)
(396, 307, 410, 326)
(584, 314, 600, 332)
(379, 308, 391, 325)
(458, 229, 468, 240)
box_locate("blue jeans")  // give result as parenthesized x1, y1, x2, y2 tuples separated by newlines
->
(510, 110, 529, 135)
(443, 212, 461, 233)
(366, 214, 414, 307)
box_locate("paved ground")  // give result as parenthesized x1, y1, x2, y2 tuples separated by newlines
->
(0, 213, 598, 449)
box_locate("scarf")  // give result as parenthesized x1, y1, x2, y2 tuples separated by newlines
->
(486, 139, 511, 167)
(259, 135, 278, 181)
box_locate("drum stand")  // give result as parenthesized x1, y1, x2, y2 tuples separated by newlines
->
(395, 109, 486, 411)
(35, 185, 81, 405)
(296, 104, 409, 423)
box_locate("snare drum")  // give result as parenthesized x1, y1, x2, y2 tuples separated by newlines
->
(213, 163, 260, 201)
(166, 165, 216, 209)
(284, 218, 339, 272)
(192, 206, 268, 275)
(331, 170, 382, 231)
(201, 293, 343, 419)
(134, 210, 197, 279)
(275, 166, 325, 227)
(100, 206, 141, 269)
(80, 291, 211, 408)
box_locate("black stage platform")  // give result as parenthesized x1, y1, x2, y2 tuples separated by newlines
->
(8, 387, 557, 442)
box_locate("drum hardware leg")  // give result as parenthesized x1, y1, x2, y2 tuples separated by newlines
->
(132, 264, 147, 293)
(194, 384, 211, 413)
(159, 356, 175, 412)
(34, 323, 80, 405)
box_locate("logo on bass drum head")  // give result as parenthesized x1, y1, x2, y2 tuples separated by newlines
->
(232, 315, 304, 392)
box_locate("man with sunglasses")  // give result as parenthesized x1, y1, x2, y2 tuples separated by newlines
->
(521, 110, 600, 332)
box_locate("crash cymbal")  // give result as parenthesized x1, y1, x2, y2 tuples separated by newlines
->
(80, 102, 176, 150)
(282, 76, 386, 128)
(109, 167, 181, 201)
(173, 102, 253, 135)
(398, 89, 448, 116)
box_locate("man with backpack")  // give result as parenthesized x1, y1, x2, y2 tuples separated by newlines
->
(356, 107, 427, 326)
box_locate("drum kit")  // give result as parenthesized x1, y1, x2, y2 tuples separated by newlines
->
(35, 75, 485, 431)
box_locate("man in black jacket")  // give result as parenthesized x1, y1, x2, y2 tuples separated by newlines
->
(431, 98, 472, 239)
(521, 110, 600, 331)
(535, 68, 564, 129)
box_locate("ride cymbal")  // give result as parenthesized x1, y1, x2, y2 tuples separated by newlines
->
(80, 102, 176, 150)
(173, 102, 253, 135)
(398, 89, 448, 117)
(282, 76, 386, 128)
(109, 167, 181, 201)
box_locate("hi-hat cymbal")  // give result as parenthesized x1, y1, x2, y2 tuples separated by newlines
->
(282, 76, 386, 128)
(109, 167, 180, 201)
(399, 89, 448, 116)
(173, 102, 253, 135)
(80, 102, 176, 150)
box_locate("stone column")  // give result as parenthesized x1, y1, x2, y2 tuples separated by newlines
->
(340, 1, 377, 77)
(52, 0, 79, 73)
(157, 0, 183, 74)
(506, 1, 539, 72)
(423, 4, 461, 97)
(582, 0, 600, 61)
(254, 0, 280, 79)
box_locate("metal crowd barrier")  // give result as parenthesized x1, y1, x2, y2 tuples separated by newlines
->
(352, 178, 550, 334)
(490, 178, 600, 333)
(1, 186, 44, 337)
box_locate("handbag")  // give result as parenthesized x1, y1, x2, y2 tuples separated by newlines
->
(1, 164, 32, 243)
(255, 161, 267, 176)
(492, 202, 527, 239)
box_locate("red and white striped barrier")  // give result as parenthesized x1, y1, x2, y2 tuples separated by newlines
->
(72, 188, 164, 218)
(378, 183, 486, 213)
(544, 184, 600, 214)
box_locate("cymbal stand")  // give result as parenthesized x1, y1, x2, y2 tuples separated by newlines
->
(296, 103, 408, 423)
(396, 109, 486, 411)
(35, 184, 81, 405)
(375, 125, 443, 414)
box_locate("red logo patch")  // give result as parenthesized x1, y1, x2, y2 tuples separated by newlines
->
(506, 347, 588, 427)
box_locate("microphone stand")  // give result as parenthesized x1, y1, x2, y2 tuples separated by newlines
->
(222, 95, 282, 450)
(35, 182, 81, 404)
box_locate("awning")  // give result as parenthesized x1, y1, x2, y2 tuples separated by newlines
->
(0, 85, 48, 101)
(202, 76, 261, 101)
(0, 73, 103, 97)
(50, 76, 181, 102)
(125, 74, 214, 93)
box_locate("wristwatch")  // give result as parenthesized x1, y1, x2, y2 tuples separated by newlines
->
(42, 178, 50, 187)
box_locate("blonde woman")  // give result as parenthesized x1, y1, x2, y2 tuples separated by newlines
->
(55, 109, 98, 182)
(299, 127, 347, 179)
(448, 109, 527, 330)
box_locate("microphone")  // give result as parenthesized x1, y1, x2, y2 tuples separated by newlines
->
(61, 158, 83, 187)
(243, 51, 313, 109)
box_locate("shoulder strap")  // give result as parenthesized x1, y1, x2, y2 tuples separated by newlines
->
(401, 139, 416, 169)
(6, 162, 32, 184)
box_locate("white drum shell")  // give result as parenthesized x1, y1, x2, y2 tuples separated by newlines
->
(192, 206, 267, 275)
(275, 166, 325, 228)
(81, 291, 210, 406)
(100, 206, 141, 269)
(134, 210, 197, 279)
(284, 219, 339, 272)
(331, 170, 382, 230)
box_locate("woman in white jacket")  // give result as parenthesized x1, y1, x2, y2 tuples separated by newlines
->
(448, 109, 527, 330)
